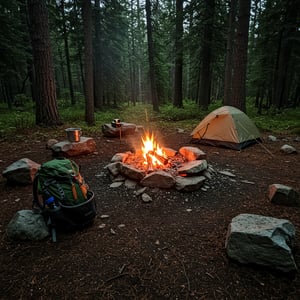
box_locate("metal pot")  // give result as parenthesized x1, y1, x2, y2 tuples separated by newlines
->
(65, 128, 82, 142)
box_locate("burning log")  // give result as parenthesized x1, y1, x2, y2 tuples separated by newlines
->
(146, 153, 154, 172)
(148, 151, 169, 165)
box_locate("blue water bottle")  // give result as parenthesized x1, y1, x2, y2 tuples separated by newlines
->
(45, 196, 56, 209)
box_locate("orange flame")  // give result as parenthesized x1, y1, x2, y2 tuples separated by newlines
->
(141, 132, 167, 169)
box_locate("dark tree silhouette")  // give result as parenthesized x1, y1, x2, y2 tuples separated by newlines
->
(198, 0, 215, 110)
(224, 0, 237, 105)
(82, 0, 95, 125)
(145, 0, 159, 112)
(231, 0, 251, 112)
(27, 0, 62, 126)
(173, 0, 183, 108)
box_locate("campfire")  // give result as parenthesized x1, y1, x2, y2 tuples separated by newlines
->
(141, 132, 168, 171)
(105, 131, 212, 192)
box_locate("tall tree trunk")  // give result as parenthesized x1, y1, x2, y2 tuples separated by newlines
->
(224, 0, 237, 105)
(137, 0, 143, 103)
(198, 0, 215, 110)
(82, 0, 95, 125)
(94, 0, 103, 110)
(60, 0, 75, 105)
(231, 0, 251, 112)
(129, 0, 137, 106)
(27, 0, 62, 126)
(273, 0, 299, 109)
(145, 0, 159, 112)
(173, 0, 183, 108)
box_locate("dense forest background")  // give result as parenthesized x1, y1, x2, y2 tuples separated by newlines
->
(0, 0, 299, 127)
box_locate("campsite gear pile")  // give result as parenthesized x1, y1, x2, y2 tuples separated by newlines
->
(32, 158, 97, 241)
(191, 106, 261, 150)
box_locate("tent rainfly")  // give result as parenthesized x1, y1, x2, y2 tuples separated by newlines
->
(190, 106, 261, 150)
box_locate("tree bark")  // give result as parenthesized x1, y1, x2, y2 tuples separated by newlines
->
(60, 0, 75, 105)
(145, 0, 159, 112)
(27, 0, 62, 126)
(173, 0, 183, 108)
(82, 0, 95, 125)
(128, 0, 137, 106)
(94, 0, 104, 110)
(231, 0, 251, 112)
(224, 0, 237, 105)
(198, 0, 215, 110)
(273, 0, 299, 109)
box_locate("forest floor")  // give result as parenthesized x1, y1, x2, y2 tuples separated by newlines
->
(0, 127, 299, 299)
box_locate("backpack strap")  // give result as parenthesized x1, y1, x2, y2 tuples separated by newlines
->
(43, 178, 66, 202)
(32, 174, 44, 210)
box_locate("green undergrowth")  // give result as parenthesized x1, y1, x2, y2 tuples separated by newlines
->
(0, 99, 299, 140)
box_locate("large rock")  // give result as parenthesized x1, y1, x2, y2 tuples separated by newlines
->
(162, 147, 177, 158)
(102, 122, 137, 137)
(120, 163, 146, 181)
(225, 213, 297, 273)
(111, 152, 131, 163)
(141, 170, 175, 189)
(268, 184, 299, 206)
(2, 158, 40, 184)
(51, 137, 96, 156)
(6, 210, 49, 241)
(280, 144, 297, 154)
(177, 160, 208, 176)
(175, 175, 206, 192)
(179, 146, 206, 161)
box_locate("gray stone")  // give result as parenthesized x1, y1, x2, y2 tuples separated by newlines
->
(225, 213, 297, 273)
(6, 210, 49, 241)
(141, 170, 175, 189)
(51, 137, 96, 156)
(177, 160, 208, 176)
(112, 174, 126, 182)
(125, 179, 137, 189)
(218, 170, 236, 178)
(2, 158, 40, 184)
(134, 187, 147, 196)
(280, 144, 297, 154)
(179, 146, 206, 161)
(105, 162, 121, 176)
(46, 139, 59, 149)
(110, 182, 123, 188)
(268, 183, 299, 206)
(142, 193, 153, 203)
(120, 163, 146, 181)
(111, 152, 131, 163)
(175, 175, 206, 192)
(268, 135, 277, 142)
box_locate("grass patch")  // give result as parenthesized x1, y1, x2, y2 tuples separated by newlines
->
(0, 100, 299, 139)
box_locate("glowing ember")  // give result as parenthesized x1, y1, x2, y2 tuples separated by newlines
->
(141, 132, 168, 170)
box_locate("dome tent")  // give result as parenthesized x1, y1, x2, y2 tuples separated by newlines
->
(190, 106, 261, 150)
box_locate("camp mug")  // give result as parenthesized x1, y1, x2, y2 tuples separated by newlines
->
(65, 128, 82, 142)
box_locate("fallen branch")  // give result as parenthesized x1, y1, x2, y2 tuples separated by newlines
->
(105, 272, 129, 283)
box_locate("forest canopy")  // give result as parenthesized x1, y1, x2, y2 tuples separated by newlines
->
(0, 0, 299, 126)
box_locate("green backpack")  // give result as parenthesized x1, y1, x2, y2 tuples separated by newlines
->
(32, 158, 96, 237)
(33, 158, 88, 208)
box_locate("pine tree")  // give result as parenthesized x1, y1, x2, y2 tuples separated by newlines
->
(27, 0, 62, 126)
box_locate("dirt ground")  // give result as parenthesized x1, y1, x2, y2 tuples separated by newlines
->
(0, 127, 299, 300)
